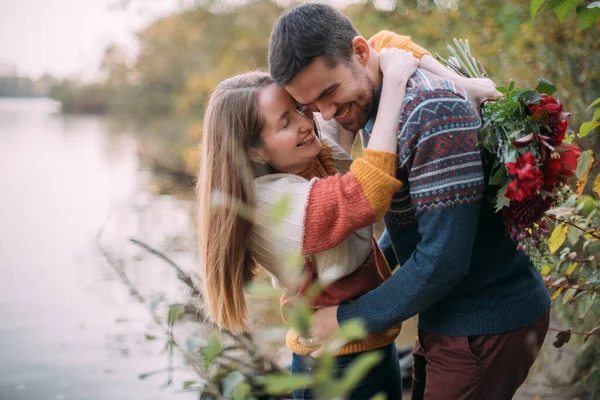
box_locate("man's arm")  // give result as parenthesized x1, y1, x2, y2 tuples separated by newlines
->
(334, 90, 485, 334)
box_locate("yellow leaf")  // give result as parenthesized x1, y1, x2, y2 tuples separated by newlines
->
(566, 262, 578, 277)
(595, 174, 600, 197)
(549, 223, 568, 254)
(551, 287, 564, 300)
(577, 171, 589, 197)
(576, 152, 595, 197)
(541, 265, 551, 276)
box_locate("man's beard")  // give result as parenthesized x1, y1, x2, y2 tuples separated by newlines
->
(341, 67, 376, 132)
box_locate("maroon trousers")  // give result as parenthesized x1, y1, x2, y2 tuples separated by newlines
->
(411, 312, 550, 400)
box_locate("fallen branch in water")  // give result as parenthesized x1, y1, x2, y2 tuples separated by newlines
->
(129, 237, 200, 296)
(97, 218, 284, 396)
(96, 219, 221, 397)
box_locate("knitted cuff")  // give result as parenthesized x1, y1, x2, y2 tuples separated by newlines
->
(369, 30, 431, 59)
(363, 149, 398, 177)
(285, 325, 402, 356)
(350, 151, 403, 219)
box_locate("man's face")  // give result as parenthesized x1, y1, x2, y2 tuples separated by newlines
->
(284, 56, 377, 133)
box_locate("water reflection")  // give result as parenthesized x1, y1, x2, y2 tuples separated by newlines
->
(0, 98, 197, 400)
(0, 98, 419, 399)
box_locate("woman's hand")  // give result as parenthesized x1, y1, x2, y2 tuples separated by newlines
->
(458, 77, 502, 109)
(379, 47, 420, 85)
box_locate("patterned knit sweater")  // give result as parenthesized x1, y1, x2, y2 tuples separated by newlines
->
(336, 65, 551, 336)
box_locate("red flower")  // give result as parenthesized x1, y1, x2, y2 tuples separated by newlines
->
(553, 120, 568, 146)
(545, 103, 563, 114)
(506, 152, 537, 180)
(505, 152, 544, 201)
(541, 95, 555, 104)
(502, 195, 552, 229)
(543, 158, 561, 188)
(558, 144, 581, 180)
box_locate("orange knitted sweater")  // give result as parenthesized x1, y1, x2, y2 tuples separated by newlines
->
(282, 144, 403, 355)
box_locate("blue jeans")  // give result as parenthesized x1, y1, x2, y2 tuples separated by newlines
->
(378, 228, 399, 270)
(290, 343, 402, 399)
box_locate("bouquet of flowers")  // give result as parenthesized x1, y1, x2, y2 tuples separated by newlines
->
(437, 39, 581, 251)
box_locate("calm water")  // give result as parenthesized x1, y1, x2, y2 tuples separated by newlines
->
(0, 98, 199, 400)
(0, 98, 423, 400)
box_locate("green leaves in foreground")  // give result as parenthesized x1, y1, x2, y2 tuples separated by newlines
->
(202, 334, 223, 370)
(531, 0, 600, 30)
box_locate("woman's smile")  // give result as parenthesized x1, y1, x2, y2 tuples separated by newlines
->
(296, 131, 316, 147)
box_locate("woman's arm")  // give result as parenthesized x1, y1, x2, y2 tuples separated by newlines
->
(420, 55, 501, 106)
(369, 31, 501, 107)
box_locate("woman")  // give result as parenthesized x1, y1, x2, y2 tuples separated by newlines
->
(197, 34, 495, 399)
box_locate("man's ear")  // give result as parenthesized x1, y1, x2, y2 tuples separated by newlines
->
(248, 147, 268, 164)
(351, 36, 371, 66)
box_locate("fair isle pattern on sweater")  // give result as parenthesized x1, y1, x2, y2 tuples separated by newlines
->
(365, 69, 483, 226)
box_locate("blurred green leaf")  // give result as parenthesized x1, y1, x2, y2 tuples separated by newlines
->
(330, 352, 383, 395)
(554, 0, 584, 20)
(203, 334, 223, 370)
(521, 90, 542, 105)
(531, 0, 546, 19)
(576, 5, 600, 29)
(185, 336, 203, 353)
(271, 194, 291, 222)
(338, 319, 368, 342)
(183, 380, 200, 391)
(588, 97, 600, 110)
(575, 150, 594, 178)
(580, 293, 598, 317)
(489, 165, 507, 185)
(495, 183, 511, 212)
(258, 373, 312, 394)
(580, 121, 600, 138)
(246, 281, 283, 298)
(167, 304, 183, 327)
(223, 371, 246, 397)
(535, 78, 557, 95)
(233, 382, 250, 400)
(545, 0, 567, 10)
(370, 393, 387, 400)
(593, 107, 600, 122)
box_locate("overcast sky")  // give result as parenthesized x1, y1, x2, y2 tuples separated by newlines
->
(0, 0, 180, 80)
(0, 0, 371, 81)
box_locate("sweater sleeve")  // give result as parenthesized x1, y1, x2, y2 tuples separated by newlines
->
(368, 31, 431, 59)
(337, 91, 485, 333)
(251, 150, 402, 288)
(301, 149, 402, 255)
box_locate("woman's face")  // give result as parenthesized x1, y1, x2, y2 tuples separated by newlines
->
(255, 83, 322, 174)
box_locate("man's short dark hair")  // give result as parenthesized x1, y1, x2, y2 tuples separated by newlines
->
(268, 3, 360, 86)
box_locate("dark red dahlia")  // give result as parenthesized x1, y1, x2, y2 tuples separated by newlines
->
(502, 195, 552, 230)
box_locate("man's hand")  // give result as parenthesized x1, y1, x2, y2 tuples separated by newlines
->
(311, 305, 340, 343)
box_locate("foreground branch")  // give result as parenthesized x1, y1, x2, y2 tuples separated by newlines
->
(129, 237, 200, 295)
(96, 221, 221, 397)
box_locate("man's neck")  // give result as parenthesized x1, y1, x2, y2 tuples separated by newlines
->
(369, 48, 383, 89)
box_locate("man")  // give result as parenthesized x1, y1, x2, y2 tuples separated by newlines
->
(268, 4, 551, 399)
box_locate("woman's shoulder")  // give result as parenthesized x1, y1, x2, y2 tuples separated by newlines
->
(315, 114, 354, 172)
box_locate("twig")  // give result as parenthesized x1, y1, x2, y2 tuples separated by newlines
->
(96, 220, 222, 397)
(548, 326, 600, 336)
(129, 238, 200, 295)
(547, 214, 600, 240)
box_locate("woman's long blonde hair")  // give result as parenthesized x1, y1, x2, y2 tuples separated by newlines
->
(196, 72, 272, 333)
